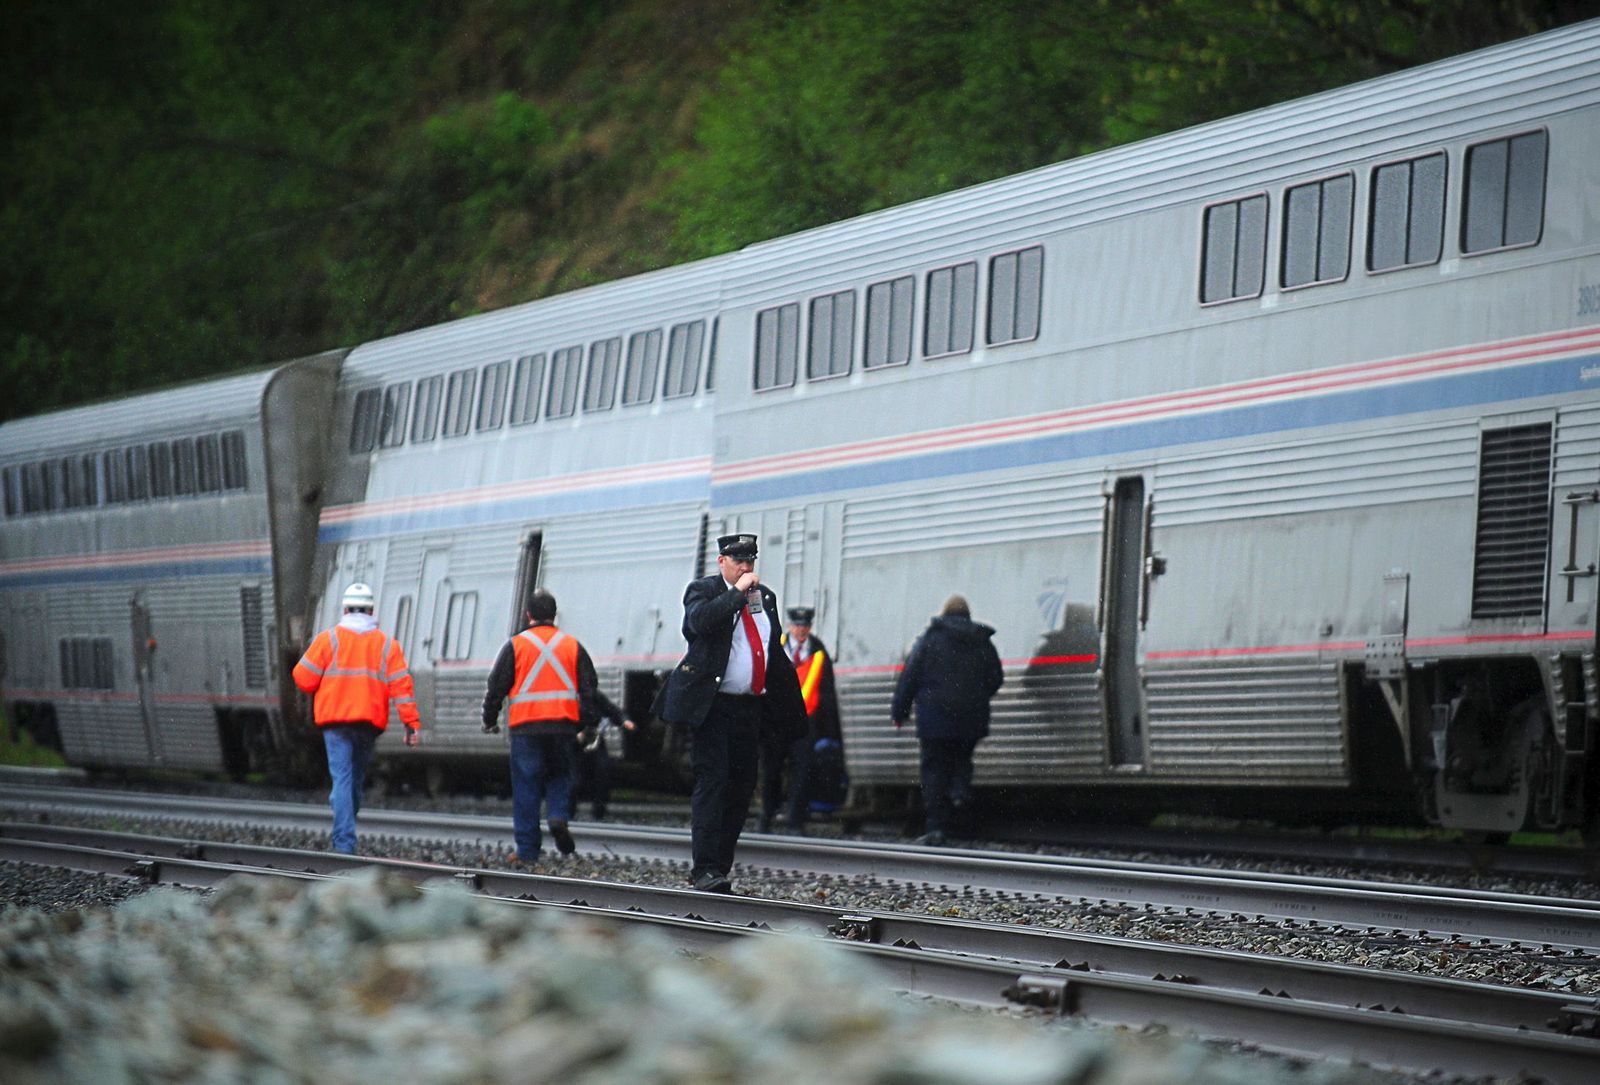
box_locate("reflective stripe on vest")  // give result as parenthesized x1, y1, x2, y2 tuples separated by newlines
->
(509, 628, 581, 724)
(796, 649, 825, 716)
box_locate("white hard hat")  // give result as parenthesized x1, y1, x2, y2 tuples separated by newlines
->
(341, 582, 376, 610)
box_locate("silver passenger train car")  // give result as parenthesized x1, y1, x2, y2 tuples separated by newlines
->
(709, 20, 1600, 835)
(315, 256, 731, 787)
(0, 353, 343, 777)
(4, 21, 1599, 836)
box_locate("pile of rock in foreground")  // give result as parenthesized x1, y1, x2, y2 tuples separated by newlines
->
(0, 869, 1392, 1084)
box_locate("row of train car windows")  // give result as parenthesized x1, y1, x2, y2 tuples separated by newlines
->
(753, 246, 1043, 391)
(1, 431, 249, 519)
(350, 319, 711, 454)
(1202, 129, 1546, 304)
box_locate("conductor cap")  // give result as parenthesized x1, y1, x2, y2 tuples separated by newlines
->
(717, 533, 758, 560)
(786, 606, 815, 625)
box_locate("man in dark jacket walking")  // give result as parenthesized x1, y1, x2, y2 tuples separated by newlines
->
(890, 594, 1003, 846)
(654, 533, 807, 893)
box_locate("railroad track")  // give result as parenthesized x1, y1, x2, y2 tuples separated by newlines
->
(8, 782, 1600, 951)
(3, 819, 1598, 1084)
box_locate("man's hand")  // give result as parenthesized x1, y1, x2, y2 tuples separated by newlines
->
(892, 718, 904, 730)
(622, 719, 637, 731)
(734, 571, 759, 592)
(404, 728, 420, 747)
(482, 720, 501, 735)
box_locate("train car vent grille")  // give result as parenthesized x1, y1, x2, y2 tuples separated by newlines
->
(1470, 423, 1552, 619)
(240, 585, 267, 688)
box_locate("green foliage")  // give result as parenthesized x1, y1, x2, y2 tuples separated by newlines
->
(0, 0, 1589, 420)
(0, 708, 67, 768)
(663, 0, 1589, 257)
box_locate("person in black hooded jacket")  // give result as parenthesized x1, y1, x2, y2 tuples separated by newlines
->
(890, 594, 1004, 846)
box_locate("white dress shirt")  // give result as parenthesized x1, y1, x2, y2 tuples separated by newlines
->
(720, 578, 770, 695)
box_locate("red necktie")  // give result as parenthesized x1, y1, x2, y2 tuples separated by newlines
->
(739, 604, 766, 694)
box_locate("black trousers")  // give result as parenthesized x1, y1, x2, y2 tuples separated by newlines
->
(918, 735, 979, 835)
(573, 736, 613, 818)
(759, 733, 814, 828)
(689, 694, 762, 879)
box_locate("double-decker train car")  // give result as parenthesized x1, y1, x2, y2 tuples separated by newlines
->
(0, 353, 343, 778)
(315, 256, 730, 787)
(709, 20, 1600, 835)
(5, 21, 1600, 838)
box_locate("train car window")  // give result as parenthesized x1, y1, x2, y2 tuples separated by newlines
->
(706, 318, 719, 391)
(583, 337, 622, 412)
(1200, 195, 1267, 303)
(101, 451, 128, 504)
(754, 303, 799, 390)
(20, 462, 42, 513)
(64, 454, 96, 508)
(1281, 174, 1352, 289)
(411, 376, 443, 442)
(1368, 152, 1445, 272)
(125, 447, 150, 501)
(865, 276, 914, 369)
(808, 290, 855, 380)
(987, 246, 1043, 345)
(1462, 130, 1546, 255)
(221, 430, 247, 490)
(441, 590, 478, 660)
(60, 636, 115, 690)
(393, 594, 415, 658)
(623, 329, 663, 406)
(925, 262, 977, 357)
(509, 354, 545, 426)
(1, 465, 19, 516)
(663, 320, 705, 399)
(42, 458, 68, 511)
(547, 346, 582, 418)
(194, 435, 223, 493)
(477, 361, 510, 431)
(442, 368, 476, 438)
(379, 383, 412, 448)
(348, 388, 381, 453)
(148, 442, 174, 498)
(172, 438, 198, 496)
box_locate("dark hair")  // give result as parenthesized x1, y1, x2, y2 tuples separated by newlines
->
(527, 589, 558, 622)
(940, 594, 970, 618)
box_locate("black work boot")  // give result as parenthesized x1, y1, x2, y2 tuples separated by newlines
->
(549, 819, 576, 855)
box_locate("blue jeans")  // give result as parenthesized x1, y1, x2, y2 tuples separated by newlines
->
(510, 730, 575, 859)
(323, 724, 378, 854)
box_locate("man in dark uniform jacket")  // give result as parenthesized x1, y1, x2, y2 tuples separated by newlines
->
(758, 605, 842, 834)
(655, 533, 807, 892)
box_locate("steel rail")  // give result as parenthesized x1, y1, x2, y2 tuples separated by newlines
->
(9, 782, 1600, 952)
(2, 828, 1598, 1084)
(6, 821, 1600, 1038)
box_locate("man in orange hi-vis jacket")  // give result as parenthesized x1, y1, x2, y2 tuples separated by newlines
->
(293, 582, 421, 854)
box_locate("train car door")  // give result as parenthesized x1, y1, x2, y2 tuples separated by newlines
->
(416, 545, 452, 664)
(784, 502, 842, 643)
(128, 594, 163, 766)
(1099, 475, 1152, 770)
(508, 530, 543, 635)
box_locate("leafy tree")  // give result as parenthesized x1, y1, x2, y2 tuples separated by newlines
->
(664, 0, 1591, 257)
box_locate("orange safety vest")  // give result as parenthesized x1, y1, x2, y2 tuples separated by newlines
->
(508, 625, 582, 726)
(293, 626, 420, 732)
(793, 646, 826, 717)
